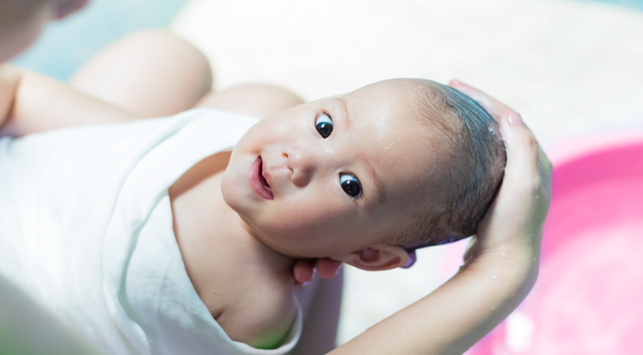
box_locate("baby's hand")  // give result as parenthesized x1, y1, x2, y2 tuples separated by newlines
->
(449, 79, 551, 272)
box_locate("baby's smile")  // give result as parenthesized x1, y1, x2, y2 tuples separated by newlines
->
(260, 157, 272, 191)
(250, 156, 273, 200)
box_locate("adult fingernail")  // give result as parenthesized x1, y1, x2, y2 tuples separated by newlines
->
(507, 113, 524, 126)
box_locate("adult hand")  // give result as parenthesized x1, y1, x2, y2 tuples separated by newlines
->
(330, 81, 551, 354)
(449, 80, 551, 264)
(293, 258, 343, 287)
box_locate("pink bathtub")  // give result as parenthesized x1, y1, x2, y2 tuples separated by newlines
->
(443, 128, 643, 354)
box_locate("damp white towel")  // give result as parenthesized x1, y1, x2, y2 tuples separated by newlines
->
(0, 108, 302, 355)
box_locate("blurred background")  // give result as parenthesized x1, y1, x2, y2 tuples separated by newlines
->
(14, 0, 643, 352)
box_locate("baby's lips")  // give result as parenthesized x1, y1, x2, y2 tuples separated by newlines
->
(250, 156, 274, 200)
(261, 161, 273, 190)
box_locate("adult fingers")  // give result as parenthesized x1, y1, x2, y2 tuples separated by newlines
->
(501, 113, 540, 185)
(316, 258, 343, 279)
(473, 111, 551, 254)
(497, 112, 551, 227)
(293, 259, 315, 287)
(448, 80, 552, 192)
(448, 80, 516, 122)
(292, 258, 343, 287)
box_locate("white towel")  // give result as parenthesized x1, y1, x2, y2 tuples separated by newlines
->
(0, 108, 302, 355)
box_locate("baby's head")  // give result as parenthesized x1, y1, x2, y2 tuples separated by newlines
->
(379, 79, 506, 266)
(0, 0, 88, 62)
(223, 78, 505, 270)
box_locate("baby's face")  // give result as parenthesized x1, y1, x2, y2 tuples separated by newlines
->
(222, 80, 444, 258)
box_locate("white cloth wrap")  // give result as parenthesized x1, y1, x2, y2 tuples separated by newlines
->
(0, 108, 302, 355)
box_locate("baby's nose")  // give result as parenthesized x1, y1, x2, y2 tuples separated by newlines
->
(286, 149, 319, 187)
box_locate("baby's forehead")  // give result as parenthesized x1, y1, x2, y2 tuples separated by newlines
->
(350, 79, 427, 101)
(346, 79, 443, 121)
(344, 81, 454, 196)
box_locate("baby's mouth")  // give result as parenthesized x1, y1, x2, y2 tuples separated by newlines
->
(260, 158, 271, 191)
(251, 156, 274, 200)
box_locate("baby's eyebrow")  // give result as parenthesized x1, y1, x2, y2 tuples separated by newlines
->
(334, 97, 351, 130)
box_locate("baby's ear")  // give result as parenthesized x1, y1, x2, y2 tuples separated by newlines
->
(331, 244, 409, 271)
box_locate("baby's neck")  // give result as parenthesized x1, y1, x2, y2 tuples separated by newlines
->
(169, 153, 296, 309)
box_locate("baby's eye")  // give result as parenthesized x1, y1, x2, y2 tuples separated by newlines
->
(340, 173, 362, 198)
(315, 113, 333, 139)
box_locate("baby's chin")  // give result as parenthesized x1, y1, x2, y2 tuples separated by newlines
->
(219, 168, 248, 215)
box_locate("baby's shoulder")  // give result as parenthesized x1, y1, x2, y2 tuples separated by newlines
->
(215, 264, 298, 349)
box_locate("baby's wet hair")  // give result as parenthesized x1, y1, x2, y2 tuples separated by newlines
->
(387, 79, 506, 251)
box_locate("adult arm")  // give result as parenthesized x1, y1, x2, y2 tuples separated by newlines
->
(0, 64, 135, 137)
(329, 80, 552, 354)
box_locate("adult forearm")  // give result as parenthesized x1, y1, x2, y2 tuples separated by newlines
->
(421, 243, 539, 354)
(331, 244, 538, 355)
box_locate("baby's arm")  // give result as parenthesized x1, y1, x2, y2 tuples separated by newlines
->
(330, 82, 551, 354)
(0, 64, 135, 137)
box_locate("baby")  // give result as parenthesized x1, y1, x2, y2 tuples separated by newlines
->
(0, 7, 542, 355)
(0, 75, 504, 353)
(170, 77, 506, 346)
